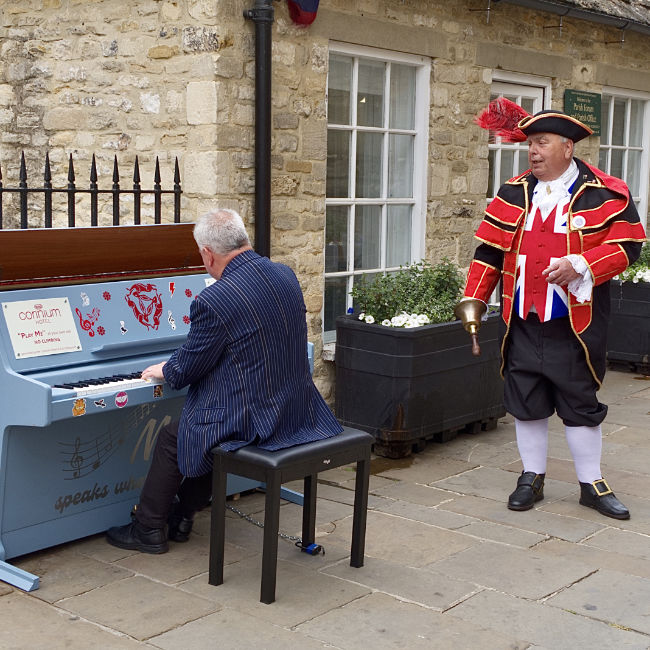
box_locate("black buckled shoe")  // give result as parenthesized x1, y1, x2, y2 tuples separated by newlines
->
(508, 472, 545, 511)
(579, 479, 630, 520)
(106, 520, 168, 554)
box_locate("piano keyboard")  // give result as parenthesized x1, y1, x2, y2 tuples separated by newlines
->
(53, 373, 161, 396)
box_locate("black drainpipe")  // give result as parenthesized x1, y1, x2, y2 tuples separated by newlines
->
(244, 0, 274, 259)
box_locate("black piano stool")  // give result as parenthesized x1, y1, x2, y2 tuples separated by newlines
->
(209, 427, 374, 604)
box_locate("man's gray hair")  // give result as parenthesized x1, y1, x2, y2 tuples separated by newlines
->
(193, 208, 250, 255)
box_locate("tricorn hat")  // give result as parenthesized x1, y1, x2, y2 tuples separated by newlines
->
(517, 110, 593, 142)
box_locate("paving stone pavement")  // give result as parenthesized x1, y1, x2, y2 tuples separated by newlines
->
(1, 370, 649, 649)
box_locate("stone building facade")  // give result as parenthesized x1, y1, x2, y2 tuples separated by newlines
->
(1, 0, 649, 401)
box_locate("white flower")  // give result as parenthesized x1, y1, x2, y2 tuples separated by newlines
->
(381, 319, 391, 326)
(358, 312, 365, 320)
(364, 314, 375, 324)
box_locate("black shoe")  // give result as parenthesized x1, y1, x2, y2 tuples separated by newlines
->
(579, 479, 630, 520)
(168, 512, 194, 543)
(508, 472, 545, 511)
(106, 520, 168, 554)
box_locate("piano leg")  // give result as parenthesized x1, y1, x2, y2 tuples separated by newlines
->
(0, 559, 39, 591)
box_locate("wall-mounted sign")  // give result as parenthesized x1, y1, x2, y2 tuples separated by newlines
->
(564, 89, 601, 136)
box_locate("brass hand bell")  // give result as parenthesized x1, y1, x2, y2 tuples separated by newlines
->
(454, 298, 487, 357)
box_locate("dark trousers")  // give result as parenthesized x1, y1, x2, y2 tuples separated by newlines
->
(503, 313, 607, 427)
(136, 420, 212, 529)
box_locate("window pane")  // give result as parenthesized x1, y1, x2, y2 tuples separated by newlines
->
(500, 149, 515, 186)
(598, 149, 608, 171)
(389, 64, 415, 129)
(354, 205, 381, 270)
(324, 277, 348, 332)
(517, 149, 528, 175)
(610, 148, 624, 179)
(627, 150, 641, 197)
(601, 98, 610, 145)
(327, 129, 350, 197)
(612, 98, 626, 146)
(325, 205, 349, 273)
(521, 97, 535, 115)
(356, 132, 383, 197)
(629, 100, 643, 147)
(386, 205, 411, 267)
(388, 134, 413, 198)
(328, 55, 352, 126)
(357, 60, 384, 128)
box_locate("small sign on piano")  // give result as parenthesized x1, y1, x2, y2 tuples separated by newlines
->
(2, 297, 83, 359)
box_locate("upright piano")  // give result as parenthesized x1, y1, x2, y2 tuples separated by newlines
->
(0, 225, 263, 591)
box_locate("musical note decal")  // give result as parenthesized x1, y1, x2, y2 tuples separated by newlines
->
(60, 430, 120, 480)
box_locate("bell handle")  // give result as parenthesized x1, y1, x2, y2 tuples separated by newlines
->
(471, 333, 481, 357)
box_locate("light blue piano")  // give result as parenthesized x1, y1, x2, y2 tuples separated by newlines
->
(0, 225, 301, 591)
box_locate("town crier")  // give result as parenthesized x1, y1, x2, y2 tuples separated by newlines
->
(459, 102, 646, 519)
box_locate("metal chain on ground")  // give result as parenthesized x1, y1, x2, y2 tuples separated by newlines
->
(226, 503, 302, 543)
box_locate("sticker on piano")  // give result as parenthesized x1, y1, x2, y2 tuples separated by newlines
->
(94, 398, 107, 409)
(167, 310, 176, 330)
(2, 297, 82, 359)
(80, 292, 90, 306)
(125, 283, 163, 330)
(72, 398, 87, 417)
(169, 281, 176, 298)
(120, 320, 128, 335)
(153, 384, 164, 399)
(115, 391, 128, 408)
(75, 307, 100, 337)
(183, 315, 190, 325)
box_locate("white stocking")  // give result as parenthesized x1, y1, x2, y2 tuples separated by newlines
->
(515, 418, 549, 474)
(565, 425, 602, 483)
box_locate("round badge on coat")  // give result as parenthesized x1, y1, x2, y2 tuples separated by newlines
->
(572, 215, 586, 229)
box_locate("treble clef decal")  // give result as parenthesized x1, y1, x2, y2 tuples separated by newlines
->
(75, 307, 100, 337)
(70, 437, 83, 478)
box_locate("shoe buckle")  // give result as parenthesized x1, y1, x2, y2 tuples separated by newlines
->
(531, 474, 544, 491)
(592, 479, 612, 497)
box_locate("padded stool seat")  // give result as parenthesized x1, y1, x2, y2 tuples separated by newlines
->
(209, 427, 374, 604)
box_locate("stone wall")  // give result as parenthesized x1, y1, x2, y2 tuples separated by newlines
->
(1, 0, 649, 400)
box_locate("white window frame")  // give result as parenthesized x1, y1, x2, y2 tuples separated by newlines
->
(323, 42, 430, 342)
(600, 86, 650, 231)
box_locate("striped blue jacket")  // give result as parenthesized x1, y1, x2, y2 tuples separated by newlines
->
(163, 249, 342, 477)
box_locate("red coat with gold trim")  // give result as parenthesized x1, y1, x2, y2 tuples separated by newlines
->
(464, 158, 646, 385)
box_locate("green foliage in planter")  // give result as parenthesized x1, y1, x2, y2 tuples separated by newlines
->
(350, 259, 464, 324)
(619, 241, 650, 283)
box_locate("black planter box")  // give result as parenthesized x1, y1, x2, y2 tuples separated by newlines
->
(335, 314, 505, 458)
(607, 280, 650, 374)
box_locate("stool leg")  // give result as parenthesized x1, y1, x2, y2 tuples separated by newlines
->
(208, 463, 227, 586)
(260, 473, 281, 604)
(350, 454, 370, 568)
(302, 474, 318, 546)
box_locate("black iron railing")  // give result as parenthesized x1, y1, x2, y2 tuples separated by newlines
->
(0, 152, 182, 229)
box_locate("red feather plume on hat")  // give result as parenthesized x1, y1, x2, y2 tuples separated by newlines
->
(475, 97, 530, 143)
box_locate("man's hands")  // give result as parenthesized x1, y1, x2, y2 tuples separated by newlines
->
(141, 361, 166, 381)
(542, 258, 581, 286)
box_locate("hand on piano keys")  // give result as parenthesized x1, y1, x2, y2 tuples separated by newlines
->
(141, 361, 166, 382)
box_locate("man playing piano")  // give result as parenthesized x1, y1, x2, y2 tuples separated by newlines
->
(106, 208, 342, 553)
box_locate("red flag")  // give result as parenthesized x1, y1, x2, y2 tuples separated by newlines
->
(287, 0, 319, 25)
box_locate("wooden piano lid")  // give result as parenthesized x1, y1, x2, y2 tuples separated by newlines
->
(0, 224, 204, 289)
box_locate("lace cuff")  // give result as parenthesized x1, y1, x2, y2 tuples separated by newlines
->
(565, 254, 593, 303)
